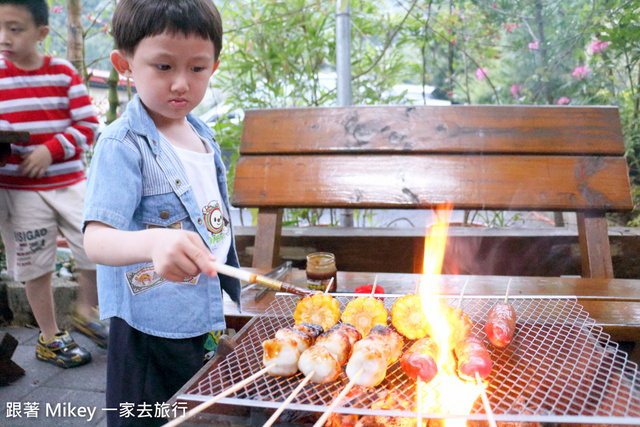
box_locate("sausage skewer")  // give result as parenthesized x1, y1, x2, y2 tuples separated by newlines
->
(455, 337, 492, 381)
(456, 278, 470, 310)
(485, 279, 517, 347)
(401, 337, 439, 383)
(475, 372, 498, 427)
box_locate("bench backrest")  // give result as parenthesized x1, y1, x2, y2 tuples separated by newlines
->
(232, 105, 633, 278)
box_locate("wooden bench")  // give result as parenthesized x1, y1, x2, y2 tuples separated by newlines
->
(231, 105, 633, 279)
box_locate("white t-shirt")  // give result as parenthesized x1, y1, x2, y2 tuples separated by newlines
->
(169, 136, 231, 264)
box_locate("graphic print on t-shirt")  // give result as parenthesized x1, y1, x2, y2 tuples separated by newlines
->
(202, 200, 230, 247)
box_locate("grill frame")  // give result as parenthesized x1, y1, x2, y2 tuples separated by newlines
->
(176, 294, 640, 425)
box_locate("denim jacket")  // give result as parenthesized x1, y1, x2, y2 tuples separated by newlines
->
(82, 94, 241, 338)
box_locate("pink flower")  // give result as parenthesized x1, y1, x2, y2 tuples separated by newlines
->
(476, 67, 488, 80)
(557, 97, 570, 105)
(528, 41, 539, 50)
(591, 40, 611, 54)
(572, 66, 590, 79)
(51, 5, 63, 13)
(511, 84, 522, 100)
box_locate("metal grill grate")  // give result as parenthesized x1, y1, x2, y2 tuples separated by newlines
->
(177, 294, 640, 424)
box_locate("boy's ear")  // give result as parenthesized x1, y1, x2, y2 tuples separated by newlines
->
(110, 50, 132, 77)
(38, 26, 49, 42)
(211, 59, 220, 75)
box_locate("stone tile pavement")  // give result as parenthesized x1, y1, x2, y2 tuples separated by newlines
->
(0, 325, 108, 426)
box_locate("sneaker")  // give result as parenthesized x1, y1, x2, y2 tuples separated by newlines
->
(36, 331, 92, 369)
(71, 308, 109, 348)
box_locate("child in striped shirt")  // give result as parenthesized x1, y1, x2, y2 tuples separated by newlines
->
(0, 0, 107, 368)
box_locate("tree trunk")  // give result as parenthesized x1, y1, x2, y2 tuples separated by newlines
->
(533, 0, 564, 227)
(66, 0, 85, 79)
(534, 0, 553, 105)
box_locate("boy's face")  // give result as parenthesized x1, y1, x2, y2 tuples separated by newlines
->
(111, 32, 218, 128)
(0, 4, 49, 70)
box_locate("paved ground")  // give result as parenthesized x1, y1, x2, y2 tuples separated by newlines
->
(0, 325, 108, 426)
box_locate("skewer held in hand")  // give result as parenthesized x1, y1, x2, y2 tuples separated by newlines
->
(210, 261, 309, 297)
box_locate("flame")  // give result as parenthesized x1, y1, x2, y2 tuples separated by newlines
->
(417, 203, 480, 426)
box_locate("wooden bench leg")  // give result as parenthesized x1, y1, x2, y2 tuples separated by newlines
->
(252, 208, 283, 269)
(577, 212, 614, 279)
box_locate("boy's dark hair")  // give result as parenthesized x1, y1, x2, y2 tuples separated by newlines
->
(0, 0, 49, 27)
(111, 0, 223, 61)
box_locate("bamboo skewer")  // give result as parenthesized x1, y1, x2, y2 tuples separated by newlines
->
(262, 370, 316, 427)
(164, 364, 276, 427)
(456, 278, 470, 310)
(312, 368, 364, 427)
(416, 379, 424, 427)
(210, 261, 309, 297)
(475, 372, 497, 427)
(324, 277, 335, 293)
(370, 274, 379, 296)
(505, 278, 512, 304)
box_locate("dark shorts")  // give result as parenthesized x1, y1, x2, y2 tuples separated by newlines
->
(106, 317, 206, 427)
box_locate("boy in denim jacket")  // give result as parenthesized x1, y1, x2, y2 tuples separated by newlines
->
(82, 0, 241, 424)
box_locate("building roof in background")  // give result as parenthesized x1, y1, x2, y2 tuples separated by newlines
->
(87, 67, 135, 90)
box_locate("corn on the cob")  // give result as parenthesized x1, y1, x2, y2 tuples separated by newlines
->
(390, 294, 432, 339)
(293, 293, 340, 331)
(341, 296, 388, 337)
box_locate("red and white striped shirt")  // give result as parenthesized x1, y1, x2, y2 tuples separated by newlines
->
(0, 56, 99, 191)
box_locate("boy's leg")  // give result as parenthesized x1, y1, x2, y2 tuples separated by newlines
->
(75, 268, 99, 317)
(107, 317, 206, 427)
(39, 181, 108, 347)
(7, 189, 92, 368)
(7, 189, 60, 330)
(24, 272, 59, 340)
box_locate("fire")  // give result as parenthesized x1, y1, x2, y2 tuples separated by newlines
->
(417, 203, 481, 426)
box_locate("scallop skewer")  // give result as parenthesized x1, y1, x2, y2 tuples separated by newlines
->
(163, 363, 276, 427)
(312, 368, 365, 427)
(261, 370, 315, 427)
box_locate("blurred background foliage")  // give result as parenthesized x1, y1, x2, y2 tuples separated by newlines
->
(42, 0, 640, 225)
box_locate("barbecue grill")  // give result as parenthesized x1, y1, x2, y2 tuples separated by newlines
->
(175, 293, 640, 425)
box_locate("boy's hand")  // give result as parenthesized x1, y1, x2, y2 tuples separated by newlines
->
(150, 230, 219, 283)
(19, 145, 52, 178)
(0, 145, 9, 166)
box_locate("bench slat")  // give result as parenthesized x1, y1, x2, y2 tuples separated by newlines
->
(240, 106, 624, 155)
(232, 154, 632, 212)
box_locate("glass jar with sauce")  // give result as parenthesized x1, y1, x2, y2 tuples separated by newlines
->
(306, 252, 338, 292)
